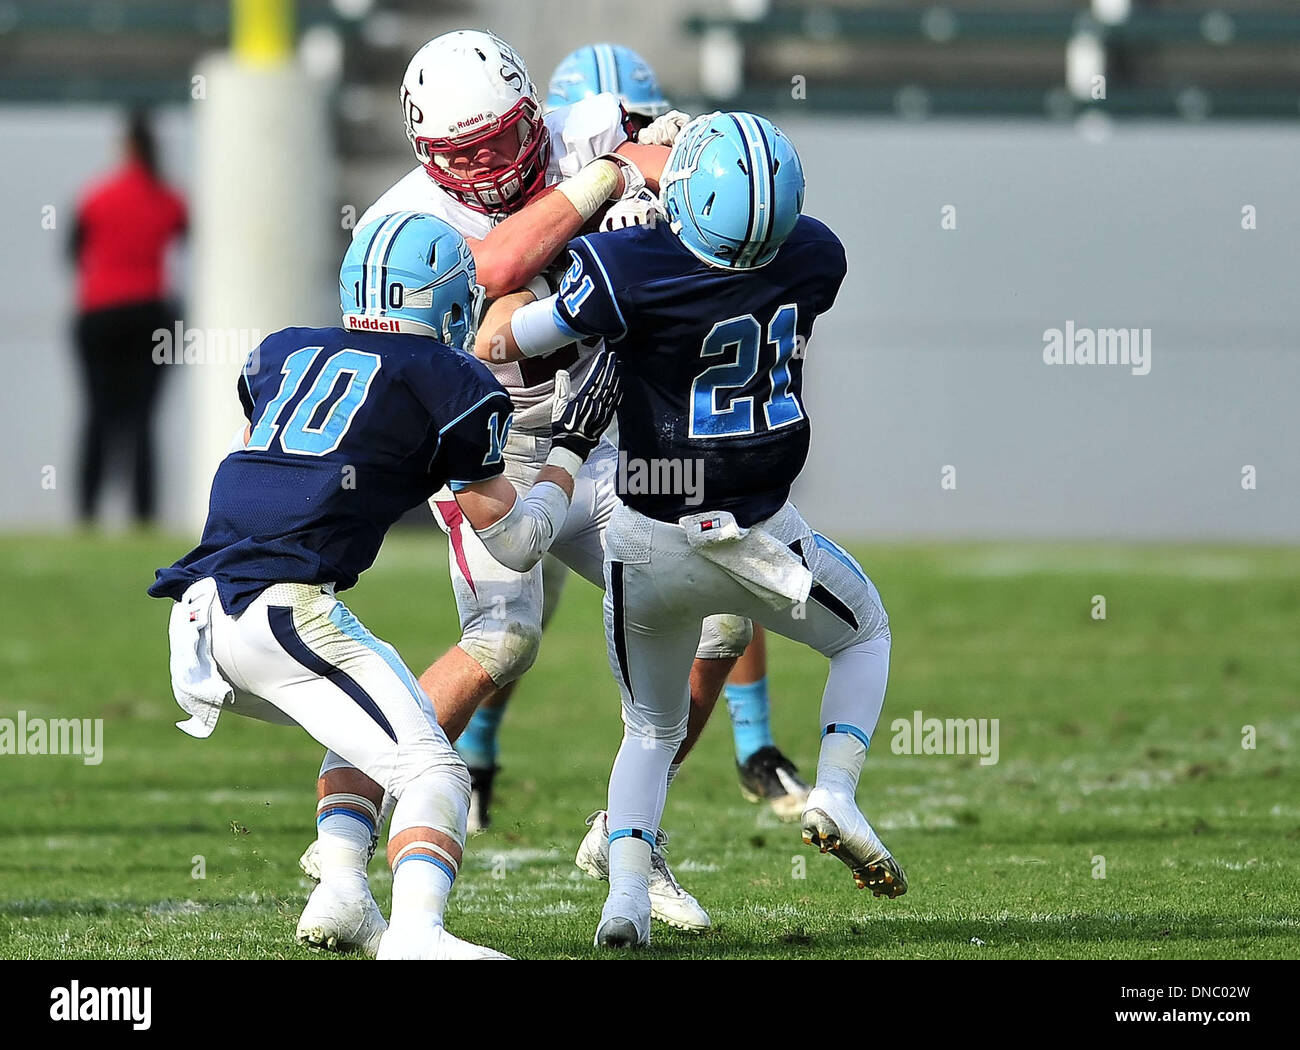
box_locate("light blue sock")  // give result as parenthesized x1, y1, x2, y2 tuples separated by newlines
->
(725, 677, 774, 764)
(457, 705, 506, 769)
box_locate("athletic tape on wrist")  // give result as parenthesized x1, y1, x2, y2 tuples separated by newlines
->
(556, 160, 620, 220)
(545, 445, 585, 479)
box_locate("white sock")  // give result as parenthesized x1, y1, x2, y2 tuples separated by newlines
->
(665, 763, 681, 788)
(390, 849, 454, 926)
(819, 634, 890, 743)
(814, 631, 888, 800)
(607, 732, 673, 840)
(316, 795, 377, 896)
(816, 730, 866, 798)
(608, 834, 652, 903)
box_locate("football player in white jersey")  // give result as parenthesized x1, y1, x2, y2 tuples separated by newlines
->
(540, 42, 816, 823)
(297, 29, 740, 954)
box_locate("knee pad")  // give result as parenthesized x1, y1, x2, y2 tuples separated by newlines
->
(695, 614, 753, 661)
(459, 617, 543, 687)
(387, 751, 471, 845)
(620, 699, 689, 754)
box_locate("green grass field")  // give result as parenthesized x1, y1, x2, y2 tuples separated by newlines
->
(1, 531, 1298, 960)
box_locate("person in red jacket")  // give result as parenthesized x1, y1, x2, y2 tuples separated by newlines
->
(70, 110, 187, 525)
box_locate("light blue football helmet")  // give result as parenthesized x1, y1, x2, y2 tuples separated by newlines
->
(545, 43, 670, 118)
(660, 111, 806, 271)
(339, 211, 484, 351)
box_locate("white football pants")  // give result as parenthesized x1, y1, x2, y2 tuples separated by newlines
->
(191, 581, 468, 820)
(601, 501, 891, 841)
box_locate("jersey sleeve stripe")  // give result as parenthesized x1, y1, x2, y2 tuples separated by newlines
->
(437, 389, 513, 436)
(425, 389, 514, 472)
(550, 301, 584, 341)
(576, 236, 629, 341)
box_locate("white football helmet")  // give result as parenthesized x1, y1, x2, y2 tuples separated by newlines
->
(400, 30, 551, 215)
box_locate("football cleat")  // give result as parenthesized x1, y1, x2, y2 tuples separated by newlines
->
(800, 786, 908, 898)
(594, 891, 652, 949)
(575, 811, 711, 932)
(377, 920, 510, 960)
(737, 745, 812, 822)
(296, 882, 388, 957)
(466, 765, 497, 834)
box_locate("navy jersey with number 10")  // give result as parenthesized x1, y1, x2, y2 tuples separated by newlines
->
(149, 326, 513, 614)
(552, 215, 846, 526)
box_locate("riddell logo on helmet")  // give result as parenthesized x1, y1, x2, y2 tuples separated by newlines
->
(454, 113, 491, 131)
(344, 314, 401, 332)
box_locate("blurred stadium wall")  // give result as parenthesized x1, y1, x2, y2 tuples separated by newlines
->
(2, 1, 1297, 540)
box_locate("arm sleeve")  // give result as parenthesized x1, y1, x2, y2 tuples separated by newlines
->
(435, 389, 516, 489)
(551, 238, 628, 342)
(472, 480, 571, 573)
(510, 294, 580, 358)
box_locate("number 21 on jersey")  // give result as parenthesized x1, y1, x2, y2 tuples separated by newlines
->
(689, 304, 804, 438)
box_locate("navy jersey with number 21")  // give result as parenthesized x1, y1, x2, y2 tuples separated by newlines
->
(552, 215, 846, 526)
(149, 326, 513, 614)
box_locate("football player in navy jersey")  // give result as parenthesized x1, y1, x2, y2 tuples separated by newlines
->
(546, 43, 816, 825)
(477, 113, 906, 948)
(148, 212, 619, 959)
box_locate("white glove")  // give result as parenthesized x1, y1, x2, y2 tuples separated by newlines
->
(636, 109, 691, 147)
(599, 188, 663, 232)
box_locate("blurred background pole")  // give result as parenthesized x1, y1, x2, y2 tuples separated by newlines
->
(187, 0, 336, 527)
(232, 0, 294, 64)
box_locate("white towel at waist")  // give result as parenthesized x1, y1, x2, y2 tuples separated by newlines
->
(166, 576, 235, 739)
(678, 510, 813, 610)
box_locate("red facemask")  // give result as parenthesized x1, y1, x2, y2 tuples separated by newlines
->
(413, 96, 551, 215)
